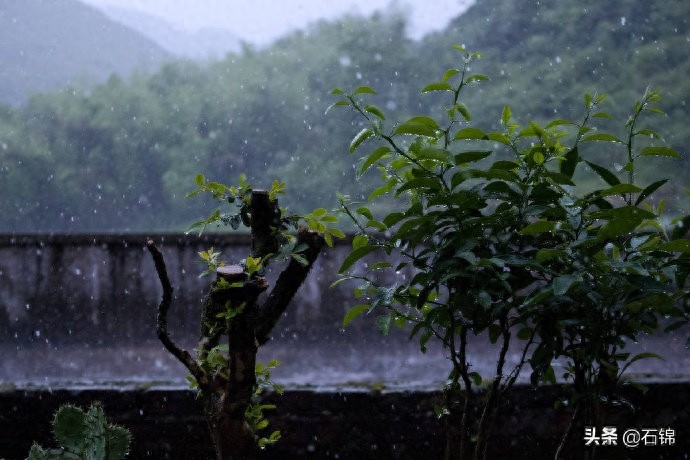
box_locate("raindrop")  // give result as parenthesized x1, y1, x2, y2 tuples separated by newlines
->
(620, 16, 626, 26)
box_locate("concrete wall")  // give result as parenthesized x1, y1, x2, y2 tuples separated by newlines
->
(0, 233, 362, 346)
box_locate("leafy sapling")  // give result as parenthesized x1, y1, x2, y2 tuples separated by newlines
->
(146, 174, 339, 460)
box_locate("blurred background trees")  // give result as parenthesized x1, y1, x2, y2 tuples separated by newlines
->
(0, 0, 687, 232)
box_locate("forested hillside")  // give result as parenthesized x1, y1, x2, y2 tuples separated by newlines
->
(0, 0, 687, 232)
(0, 0, 171, 105)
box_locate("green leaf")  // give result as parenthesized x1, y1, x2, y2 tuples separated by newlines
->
(327, 227, 346, 239)
(291, 253, 309, 266)
(658, 239, 690, 253)
(394, 116, 439, 137)
(356, 207, 373, 220)
(364, 104, 386, 120)
(349, 128, 375, 153)
(585, 161, 620, 186)
(415, 147, 454, 163)
(487, 324, 501, 344)
(352, 234, 369, 249)
(453, 127, 488, 140)
(195, 173, 205, 186)
(369, 262, 393, 271)
(517, 326, 533, 340)
(559, 146, 579, 179)
(466, 74, 489, 83)
(619, 352, 665, 375)
(519, 122, 548, 141)
(442, 68, 460, 82)
(422, 82, 454, 93)
(598, 183, 642, 197)
(520, 220, 556, 235)
(627, 352, 665, 365)
(468, 372, 483, 386)
(369, 182, 394, 200)
(545, 119, 575, 129)
(342, 304, 370, 328)
(501, 105, 512, 125)
(487, 131, 511, 145)
(359, 146, 391, 175)
(382, 212, 405, 228)
(544, 171, 576, 186)
(310, 207, 327, 217)
(454, 150, 492, 164)
(635, 128, 660, 139)
(353, 85, 377, 95)
(635, 179, 668, 205)
(597, 217, 642, 240)
(639, 146, 681, 158)
(325, 99, 350, 113)
(535, 249, 567, 262)
(339, 245, 380, 273)
(490, 160, 519, 170)
(590, 112, 611, 121)
(553, 274, 581, 296)
(365, 219, 387, 231)
(454, 104, 471, 121)
(533, 150, 545, 165)
(396, 177, 442, 194)
(582, 133, 624, 143)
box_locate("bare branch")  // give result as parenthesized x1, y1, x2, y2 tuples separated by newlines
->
(256, 229, 325, 345)
(145, 239, 206, 381)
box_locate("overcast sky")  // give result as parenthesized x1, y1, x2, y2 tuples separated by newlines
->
(79, 0, 475, 44)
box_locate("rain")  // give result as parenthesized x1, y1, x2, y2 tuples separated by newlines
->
(1, 0, 690, 459)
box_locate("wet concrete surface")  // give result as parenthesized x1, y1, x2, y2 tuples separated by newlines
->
(2, 331, 689, 392)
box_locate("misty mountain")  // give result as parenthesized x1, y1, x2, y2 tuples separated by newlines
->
(97, 5, 242, 60)
(0, 0, 172, 106)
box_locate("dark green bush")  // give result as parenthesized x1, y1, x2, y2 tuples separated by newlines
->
(331, 45, 690, 460)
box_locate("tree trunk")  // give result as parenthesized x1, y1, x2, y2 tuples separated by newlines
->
(199, 267, 266, 460)
(147, 189, 325, 460)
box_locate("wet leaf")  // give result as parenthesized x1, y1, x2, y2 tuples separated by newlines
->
(639, 146, 680, 158)
(342, 304, 369, 328)
(349, 128, 375, 153)
(394, 116, 439, 137)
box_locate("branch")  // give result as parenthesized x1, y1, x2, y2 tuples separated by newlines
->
(255, 229, 325, 345)
(145, 240, 206, 381)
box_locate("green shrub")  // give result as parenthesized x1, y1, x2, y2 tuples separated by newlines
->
(331, 45, 690, 459)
